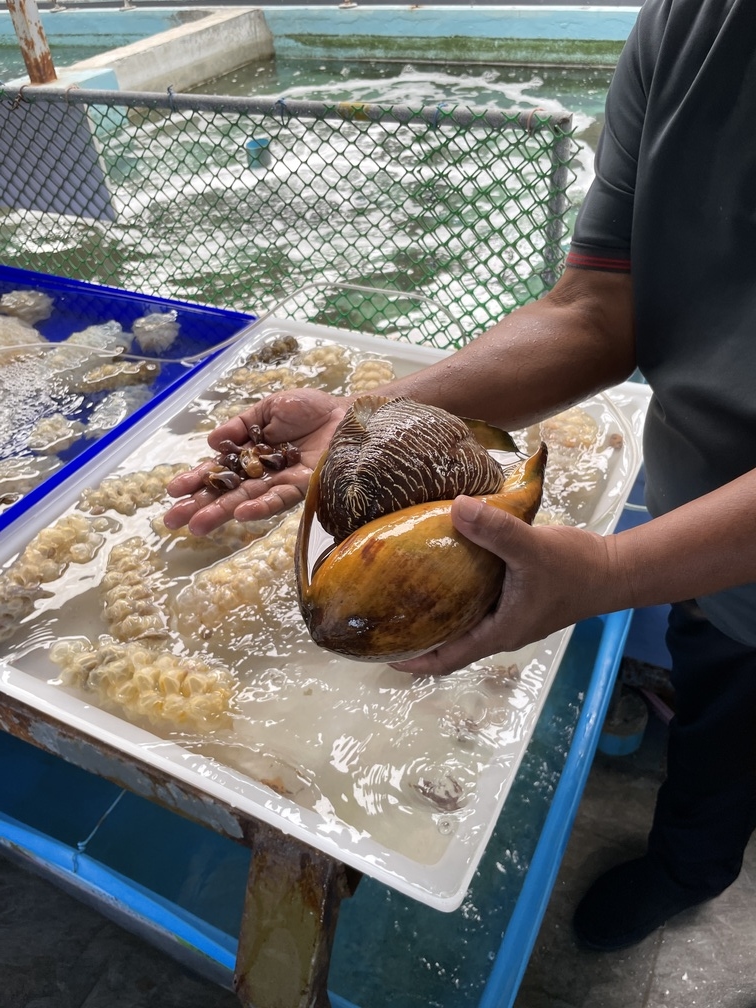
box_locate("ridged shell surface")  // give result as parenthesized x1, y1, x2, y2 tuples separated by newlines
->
(317, 395, 507, 542)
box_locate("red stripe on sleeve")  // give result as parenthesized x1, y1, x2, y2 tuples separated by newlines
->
(566, 249, 631, 273)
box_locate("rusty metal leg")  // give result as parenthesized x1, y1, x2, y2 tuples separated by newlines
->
(234, 828, 359, 1008)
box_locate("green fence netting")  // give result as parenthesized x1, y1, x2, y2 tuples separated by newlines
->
(0, 85, 576, 349)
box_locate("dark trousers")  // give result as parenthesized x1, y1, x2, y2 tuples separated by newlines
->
(648, 599, 756, 894)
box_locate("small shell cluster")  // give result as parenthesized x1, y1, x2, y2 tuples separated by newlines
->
(202, 428, 301, 494)
(12, 512, 108, 581)
(213, 363, 306, 398)
(245, 334, 299, 365)
(348, 357, 396, 394)
(206, 336, 395, 404)
(0, 514, 109, 641)
(297, 343, 351, 387)
(101, 537, 169, 642)
(78, 463, 188, 516)
(50, 637, 236, 730)
(174, 507, 302, 638)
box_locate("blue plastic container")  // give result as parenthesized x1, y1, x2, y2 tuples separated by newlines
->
(245, 136, 271, 169)
(0, 265, 255, 536)
(0, 611, 631, 1008)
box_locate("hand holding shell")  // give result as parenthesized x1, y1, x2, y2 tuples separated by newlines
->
(296, 396, 547, 662)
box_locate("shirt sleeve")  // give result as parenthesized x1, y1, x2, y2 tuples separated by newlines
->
(567, 2, 658, 273)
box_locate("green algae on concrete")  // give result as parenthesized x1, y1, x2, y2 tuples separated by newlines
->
(273, 34, 625, 68)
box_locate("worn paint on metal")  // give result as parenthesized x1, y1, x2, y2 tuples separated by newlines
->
(6, 0, 57, 84)
(235, 832, 360, 1008)
(0, 694, 247, 842)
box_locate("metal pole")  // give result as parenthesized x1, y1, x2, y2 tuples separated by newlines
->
(6, 0, 57, 85)
(542, 113, 573, 290)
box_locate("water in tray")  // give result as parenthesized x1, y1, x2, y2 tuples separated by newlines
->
(0, 326, 637, 895)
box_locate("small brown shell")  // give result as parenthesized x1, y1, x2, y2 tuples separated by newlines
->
(316, 396, 510, 543)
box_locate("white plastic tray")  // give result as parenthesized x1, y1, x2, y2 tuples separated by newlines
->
(0, 318, 651, 910)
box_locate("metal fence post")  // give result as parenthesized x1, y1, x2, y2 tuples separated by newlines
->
(542, 113, 573, 290)
(6, 0, 57, 85)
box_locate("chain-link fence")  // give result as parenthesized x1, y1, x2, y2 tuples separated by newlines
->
(0, 85, 575, 349)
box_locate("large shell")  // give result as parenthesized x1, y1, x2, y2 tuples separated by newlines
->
(296, 395, 547, 663)
(316, 395, 517, 543)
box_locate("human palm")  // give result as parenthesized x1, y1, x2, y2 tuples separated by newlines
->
(164, 388, 350, 535)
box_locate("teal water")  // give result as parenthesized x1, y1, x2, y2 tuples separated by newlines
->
(0, 44, 105, 82)
(195, 55, 610, 167)
(193, 55, 609, 224)
(194, 57, 611, 117)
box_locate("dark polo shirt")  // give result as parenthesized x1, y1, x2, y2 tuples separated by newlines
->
(567, 0, 756, 643)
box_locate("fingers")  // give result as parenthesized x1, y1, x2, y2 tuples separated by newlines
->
(207, 413, 260, 452)
(451, 494, 524, 556)
(389, 613, 506, 678)
(231, 481, 307, 524)
(163, 389, 344, 535)
(388, 499, 540, 675)
(164, 463, 312, 535)
(166, 460, 217, 501)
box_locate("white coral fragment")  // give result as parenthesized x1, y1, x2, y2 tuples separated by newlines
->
(0, 314, 42, 363)
(27, 413, 86, 454)
(45, 321, 128, 373)
(0, 289, 54, 325)
(50, 637, 237, 730)
(132, 310, 180, 354)
(84, 387, 153, 440)
(72, 359, 160, 395)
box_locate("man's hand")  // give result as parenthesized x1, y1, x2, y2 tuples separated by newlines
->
(164, 388, 350, 535)
(391, 495, 618, 676)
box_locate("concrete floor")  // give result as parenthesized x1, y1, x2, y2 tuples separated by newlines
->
(2, 705, 755, 1008)
(516, 713, 756, 1008)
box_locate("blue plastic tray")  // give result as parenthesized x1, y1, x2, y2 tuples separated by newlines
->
(0, 266, 254, 536)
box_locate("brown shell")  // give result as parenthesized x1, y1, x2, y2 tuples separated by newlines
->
(316, 396, 511, 543)
(296, 443, 547, 662)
